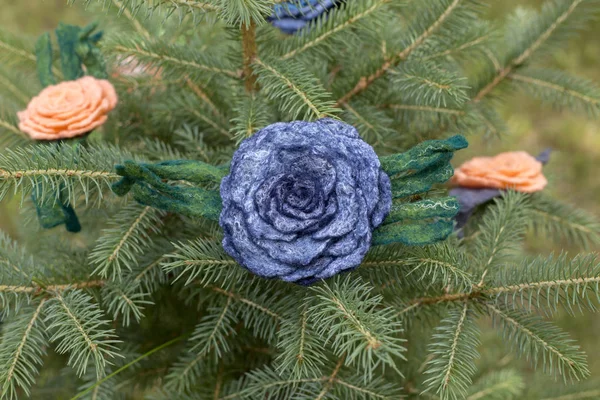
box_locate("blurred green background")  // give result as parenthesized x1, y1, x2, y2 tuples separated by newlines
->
(0, 0, 599, 397)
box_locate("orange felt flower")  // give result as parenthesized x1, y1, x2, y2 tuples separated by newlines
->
(18, 76, 118, 141)
(451, 151, 548, 193)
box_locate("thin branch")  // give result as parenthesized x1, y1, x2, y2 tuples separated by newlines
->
(111, 45, 240, 78)
(331, 296, 381, 349)
(335, 0, 462, 106)
(473, 0, 584, 102)
(0, 118, 25, 137)
(486, 304, 578, 367)
(242, 21, 258, 92)
(3, 299, 47, 388)
(384, 104, 465, 115)
(54, 292, 98, 353)
(442, 301, 468, 391)
(315, 357, 345, 400)
(211, 286, 282, 320)
(108, 206, 152, 263)
(0, 168, 120, 180)
(112, 0, 151, 39)
(280, 0, 390, 60)
(0, 280, 105, 295)
(254, 57, 325, 119)
(509, 73, 600, 106)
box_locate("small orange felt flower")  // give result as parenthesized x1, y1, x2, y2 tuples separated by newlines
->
(18, 76, 118, 141)
(451, 151, 548, 193)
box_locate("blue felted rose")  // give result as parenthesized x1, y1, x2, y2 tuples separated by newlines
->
(269, 0, 341, 34)
(219, 119, 391, 285)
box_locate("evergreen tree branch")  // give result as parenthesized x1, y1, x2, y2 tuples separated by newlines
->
(314, 357, 345, 400)
(0, 300, 48, 400)
(466, 369, 524, 400)
(108, 41, 240, 79)
(473, 0, 588, 102)
(0, 280, 105, 295)
(45, 290, 121, 380)
(253, 57, 340, 120)
(211, 286, 282, 320)
(242, 21, 258, 92)
(508, 68, 600, 117)
(279, 0, 390, 60)
(90, 204, 166, 281)
(486, 304, 589, 381)
(111, 0, 152, 39)
(335, 0, 463, 106)
(423, 302, 479, 400)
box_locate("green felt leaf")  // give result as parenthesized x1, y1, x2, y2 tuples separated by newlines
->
(34, 33, 55, 87)
(56, 23, 85, 81)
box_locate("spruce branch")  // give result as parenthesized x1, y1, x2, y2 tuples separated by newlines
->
(275, 303, 327, 379)
(278, 0, 391, 61)
(309, 277, 406, 381)
(423, 302, 480, 400)
(335, 0, 465, 106)
(491, 253, 600, 314)
(470, 191, 530, 276)
(466, 369, 524, 400)
(473, 0, 595, 102)
(487, 304, 589, 382)
(162, 238, 240, 286)
(211, 286, 282, 321)
(0, 300, 48, 400)
(527, 194, 600, 248)
(45, 290, 121, 380)
(0, 144, 127, 206)
(230, 94, 271, 144)
(0, 28, 61, 77)
(108, 38, 240, 80)
(253, 57, 340, 120)
(111, 0, 152, 39)
(315, 357, 345, 400)
(509, 68, 600, 117)
(90, 204, 166, 281)
(102, 281, 153, 327)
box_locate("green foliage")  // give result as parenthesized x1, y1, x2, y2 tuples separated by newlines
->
(253, 57, 340, 120)
(1, 0, 600, 399)
(423, 303, 480, 400)
(44, 290, 121, 379)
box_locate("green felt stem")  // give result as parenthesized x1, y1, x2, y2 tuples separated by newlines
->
(112, 135, 467, 240)
(143, 160, 227, 186)
(384, 197, 459, 225)
(112, 161, 223, 221)
(35, 33, 56, 87)
(371, 219, 454, 246)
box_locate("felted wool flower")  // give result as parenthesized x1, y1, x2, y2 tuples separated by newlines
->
(268, 0, 341, 34)
(451, 151, 548, 193)
(219, 119, 392, 285)
(450, 150, 550, 233)
(18, 76, 118, 141)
